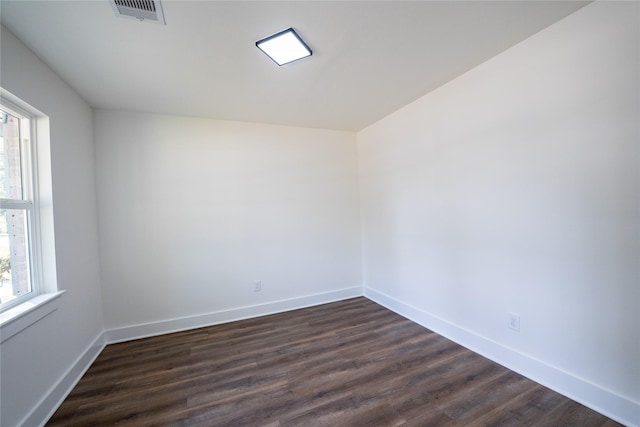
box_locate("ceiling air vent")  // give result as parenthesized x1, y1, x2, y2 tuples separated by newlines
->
(109, 0, 166, 25)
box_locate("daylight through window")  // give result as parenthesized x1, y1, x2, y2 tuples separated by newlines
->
(0, 104, 36, 310)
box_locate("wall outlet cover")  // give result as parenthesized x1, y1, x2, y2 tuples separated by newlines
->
(508, 312, 520, 332)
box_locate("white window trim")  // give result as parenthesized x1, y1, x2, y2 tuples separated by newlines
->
(0, 290, 65, 343)
(0, 89, 58, 334)
(0, 97, 42, 312)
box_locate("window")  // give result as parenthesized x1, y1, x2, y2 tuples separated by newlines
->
(0, 101, 40, 312)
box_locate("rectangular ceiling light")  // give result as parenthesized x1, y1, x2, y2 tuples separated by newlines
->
(256, 28, 312, 66)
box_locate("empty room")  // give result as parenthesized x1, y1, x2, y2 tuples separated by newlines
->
(0, 0, 638, 426)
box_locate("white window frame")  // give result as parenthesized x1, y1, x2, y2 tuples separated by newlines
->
(0, 98, 44, 313)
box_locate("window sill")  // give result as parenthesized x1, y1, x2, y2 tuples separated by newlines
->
(0, 290, 65, 343)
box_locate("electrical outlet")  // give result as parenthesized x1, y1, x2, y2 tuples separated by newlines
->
(508, 312, 520, 332)
(254, 280, 261, 292)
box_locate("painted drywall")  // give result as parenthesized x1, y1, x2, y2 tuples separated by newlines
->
(95, 111, 361, 330)
(0, 26, 104, 426)
(358, 1, 639, 423)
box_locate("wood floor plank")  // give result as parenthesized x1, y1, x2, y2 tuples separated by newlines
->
(46, 297, 621, 426)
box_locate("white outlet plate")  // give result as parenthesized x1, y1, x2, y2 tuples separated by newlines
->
(508, 312, 520, 332)
(254, 281, 262, 292)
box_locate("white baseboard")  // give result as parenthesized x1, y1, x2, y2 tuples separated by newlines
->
(105, 286, 363, 344)
(364, 287, 639, 427)
(25, 286, 636, 427)
(22, 331, 106, 427)
(21, 287, 361, 426)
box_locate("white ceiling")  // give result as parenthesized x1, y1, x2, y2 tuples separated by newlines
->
(1, 1, 589, 131)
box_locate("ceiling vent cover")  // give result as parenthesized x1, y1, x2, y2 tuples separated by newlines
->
(109, 0, 166, 25)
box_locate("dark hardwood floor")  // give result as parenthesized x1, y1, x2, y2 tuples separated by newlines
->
(47, 298, 621, 426)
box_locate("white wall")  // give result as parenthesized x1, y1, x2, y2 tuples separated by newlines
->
(359, 1, 639, 424)
(2, 1, 637, 424)
(0, 26, 104, 426)
(95, 111, 361, 333)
